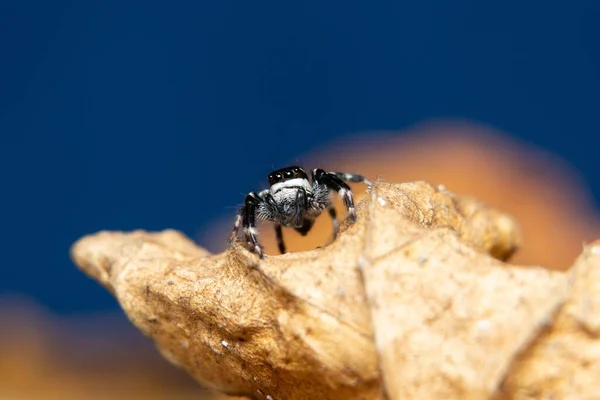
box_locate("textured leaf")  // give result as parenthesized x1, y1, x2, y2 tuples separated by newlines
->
(71, 181, 589, 400)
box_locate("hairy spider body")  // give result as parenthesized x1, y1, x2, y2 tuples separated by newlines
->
(228, 166, 371, 258)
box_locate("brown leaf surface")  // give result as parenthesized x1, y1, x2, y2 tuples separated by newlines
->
(493, 240, 600, 400)
(71, 181, 577, 400)
(361, 184, 568, 400)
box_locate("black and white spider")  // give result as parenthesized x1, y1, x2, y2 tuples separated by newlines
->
(228, 165, 372, 258)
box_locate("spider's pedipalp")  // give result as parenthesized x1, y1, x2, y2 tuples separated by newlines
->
(294, 217, 316, 236)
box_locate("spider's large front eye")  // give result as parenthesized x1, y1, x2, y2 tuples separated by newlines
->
(284, 171, 293, 178)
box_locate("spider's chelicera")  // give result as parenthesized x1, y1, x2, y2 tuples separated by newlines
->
(228, 166, 372, 258)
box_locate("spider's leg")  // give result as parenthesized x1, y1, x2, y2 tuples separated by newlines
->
(312, 168, 357, 222)
(239, 192, 265, 258)
(228, 211, 244, 243)
(329, 171, 372, 187)
(257, 189, 270, 198)
(229, 191, 270, 244)
(327, 203, 339, 239)
(228, 194, 249, 244)
(275, 224, 286, 254)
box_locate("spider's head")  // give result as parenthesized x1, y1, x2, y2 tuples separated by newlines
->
(268, 166, 309, 187)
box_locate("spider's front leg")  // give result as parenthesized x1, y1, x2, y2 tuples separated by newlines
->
(229, 191, 266, 258)
(312, 168, 358, 222)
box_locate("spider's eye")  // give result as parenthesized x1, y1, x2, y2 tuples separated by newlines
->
(293, 168, 299, 172)
(285, 171, 292, 178)
(276, 174, 282, 179)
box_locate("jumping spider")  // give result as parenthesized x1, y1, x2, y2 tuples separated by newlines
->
(228, 165, 372, 258)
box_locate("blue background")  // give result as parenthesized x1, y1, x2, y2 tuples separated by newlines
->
(1, 1, 599, 314)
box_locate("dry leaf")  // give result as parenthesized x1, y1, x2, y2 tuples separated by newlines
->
(71, 181, 577, 400)
(493, 240, 600, 400)
(360, 184, 568, 400)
